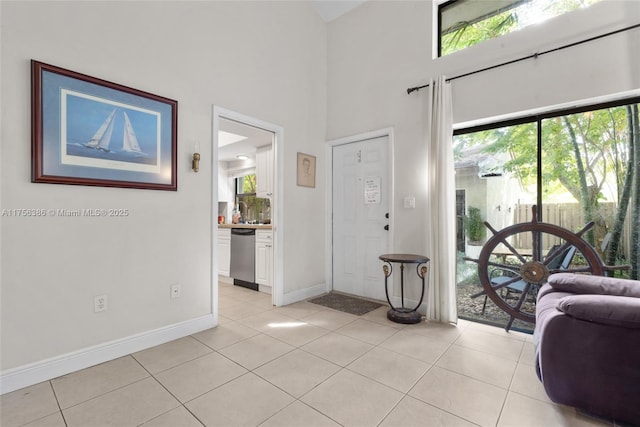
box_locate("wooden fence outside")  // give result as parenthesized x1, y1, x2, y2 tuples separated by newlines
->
(512, 203, 631, 260)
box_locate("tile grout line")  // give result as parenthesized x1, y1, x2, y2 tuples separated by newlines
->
(10, 286, 547, 427)
(47, 380, 69, 427)
(401, 326, 511, 427)
(136, 351, 209, 427)
(235, 306, 404, 426)
(208, 294, 518, 426)
(125, 350, 210, 426)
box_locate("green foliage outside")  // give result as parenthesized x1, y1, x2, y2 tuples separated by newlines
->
(441, 0, 602, 56)
(464, 206, 486, 243)
(237, 174, 268, 223)
(456, 104, 640, 279)
(442, 9, 516, 56)
(241, 174, 257, 193)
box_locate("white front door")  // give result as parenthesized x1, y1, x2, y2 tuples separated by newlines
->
(332, 135, 390, 301)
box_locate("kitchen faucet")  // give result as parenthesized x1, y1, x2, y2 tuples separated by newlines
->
(238, 201, 248, 222)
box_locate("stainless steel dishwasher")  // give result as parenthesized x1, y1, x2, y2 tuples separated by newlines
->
(230, 228, 257, 290)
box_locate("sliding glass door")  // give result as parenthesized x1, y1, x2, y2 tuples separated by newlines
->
(454, 97, 639, 331)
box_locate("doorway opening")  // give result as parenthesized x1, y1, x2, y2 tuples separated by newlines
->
(212, 106, 284, 322)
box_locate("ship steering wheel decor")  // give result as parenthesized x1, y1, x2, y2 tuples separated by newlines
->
(465, 205, 622, 331)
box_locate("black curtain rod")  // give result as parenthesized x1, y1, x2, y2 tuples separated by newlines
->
(407, 23, 640, 95)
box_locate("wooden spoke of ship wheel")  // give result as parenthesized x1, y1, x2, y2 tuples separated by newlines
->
(466, 205, 605, 332)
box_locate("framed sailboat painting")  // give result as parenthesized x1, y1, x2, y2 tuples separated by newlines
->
(31, 60, 178, 190)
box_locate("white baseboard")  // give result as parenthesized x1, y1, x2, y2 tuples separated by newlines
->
(258, 284, 272, 294)
(218, 275, 233, 284)
(281, 283, 327, 306)
(0, 314, 216, 395)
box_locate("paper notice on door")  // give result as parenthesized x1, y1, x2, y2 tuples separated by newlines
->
(364, 177, 381, 204)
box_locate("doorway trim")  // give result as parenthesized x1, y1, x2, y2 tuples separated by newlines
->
(212, 106, 284, 322)
(325, 127, 395, 294)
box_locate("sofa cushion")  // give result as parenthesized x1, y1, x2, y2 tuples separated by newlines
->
(548, 273, 640, 298)
(556, 294, 640, 329)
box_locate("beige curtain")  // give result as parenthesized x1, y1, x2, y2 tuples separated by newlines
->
(425, 76, 457, 323)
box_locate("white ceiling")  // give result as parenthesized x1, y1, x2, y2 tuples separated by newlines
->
(218, 118, 273, 162)
(312, 0, 366, 22)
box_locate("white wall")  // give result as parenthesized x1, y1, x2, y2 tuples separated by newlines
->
(0, 0, 326, 384)
(326, 0, 640, 257)
(4, 0, 638, 393)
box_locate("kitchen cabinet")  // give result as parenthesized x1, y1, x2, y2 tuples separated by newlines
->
(255, 229, 273, 291)
(256, 145, 273, 198)
(218, 228, 231, 277)
(218, 162, 233, 203)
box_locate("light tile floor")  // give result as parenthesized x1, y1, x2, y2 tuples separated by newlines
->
(1, 281, 616, 427)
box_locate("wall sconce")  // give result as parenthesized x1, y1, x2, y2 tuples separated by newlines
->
(192, 153, 200, 172)
(192, 142, 200, 172)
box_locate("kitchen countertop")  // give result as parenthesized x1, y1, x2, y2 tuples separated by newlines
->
(219, 224, 272, 230)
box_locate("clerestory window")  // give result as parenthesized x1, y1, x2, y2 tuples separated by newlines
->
(438, 0, 602, 57)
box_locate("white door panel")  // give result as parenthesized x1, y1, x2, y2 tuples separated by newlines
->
(332, 136, 390, 301)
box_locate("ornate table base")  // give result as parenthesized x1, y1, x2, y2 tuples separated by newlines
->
(386, 307, 423, 324)
(379, 254, 430, 324)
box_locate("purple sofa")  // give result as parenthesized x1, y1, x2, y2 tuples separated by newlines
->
(534, 273, 640, 425)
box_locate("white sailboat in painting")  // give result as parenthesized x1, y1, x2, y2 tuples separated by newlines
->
(122, 111, 146, 156)
(83, 109, 147, 157)
(84, 109, 116, 152)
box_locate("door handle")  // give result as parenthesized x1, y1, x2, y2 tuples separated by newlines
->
(384, 225, 389, 231)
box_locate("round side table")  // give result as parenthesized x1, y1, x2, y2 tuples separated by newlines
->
(379, 254, 430, 324)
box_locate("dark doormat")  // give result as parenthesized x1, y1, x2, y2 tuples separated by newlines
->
(308, 293, 383, 316)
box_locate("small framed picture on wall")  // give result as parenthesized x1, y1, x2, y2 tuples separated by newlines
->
(296, 152, 316, 188)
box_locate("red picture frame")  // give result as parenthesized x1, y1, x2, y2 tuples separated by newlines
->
(32, 60, 178, 190)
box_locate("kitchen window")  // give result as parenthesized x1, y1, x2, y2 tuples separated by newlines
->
(235, 174, 270, 224)
(236, 174, 256, 195)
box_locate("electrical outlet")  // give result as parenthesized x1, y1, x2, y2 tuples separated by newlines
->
(170, 284, 181, 299)
(94, 294, 107, 313)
